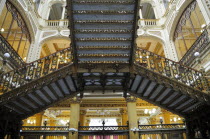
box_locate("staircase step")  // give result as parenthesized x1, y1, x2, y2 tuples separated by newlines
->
(73, 10, 134, 14)
(78, 45, 131, 49)
(75, 33, 132, 38)
(74, 14, 134, 20)
(75, 24, 133, 30)
(74, 29, 133, 34)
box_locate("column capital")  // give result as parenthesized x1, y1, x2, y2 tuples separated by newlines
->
(80, 110, 87, 115)
(120, 108, 127, 115)
(70, 97, 82, 104)
(126, 96, 137, 102)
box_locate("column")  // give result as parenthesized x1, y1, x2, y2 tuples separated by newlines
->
(80, 110, 86, 126)
(69, 97, 81, 139)
(197, 0, 210, 24)
(162, 110, 171, 124)
(60, 4, 66, 26)
(0, 0, 6, 15)
(126, 96, 139, 139)
(61, 5, 66, 20)
(120, 108, 128, 126)
(36, 112, 43, 126)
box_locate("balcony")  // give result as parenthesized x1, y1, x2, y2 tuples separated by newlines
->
(45, 20, 69, 28)
(138, 19, 159, 26)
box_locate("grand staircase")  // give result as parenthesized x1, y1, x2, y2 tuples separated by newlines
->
(0, 0, 210, 137)
(67, 0, 139, 64)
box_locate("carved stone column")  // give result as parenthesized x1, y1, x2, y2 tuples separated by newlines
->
(0, 0, 6, 15)
(69, 97, 81, 139)
(126, 96, 139, 139)
(197, 0, 210, 23)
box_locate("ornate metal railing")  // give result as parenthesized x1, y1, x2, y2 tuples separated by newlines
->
(179, 29, 210, 66)
(0, 47, 73, 93)
(0, 34, 25, 68)
(79, 126, 129, 131)
(22, 126, 69, 131)
(135, 47, 209, 92)
(138, 124, 185, 130)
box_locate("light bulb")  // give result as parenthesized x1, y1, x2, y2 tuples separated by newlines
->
(4, 53, 10, 58)
(144, 109, 148, 114)
(194, 52, 200, 57)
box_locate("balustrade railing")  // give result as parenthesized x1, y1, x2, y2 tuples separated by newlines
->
(179, 29, 210, 66)
(138, 124, 185, 130)
(46, 20, 69, 27)
(79, 126, 129, 131)
(22, 126, 69, 131)
(138, 19, 158, 26)
(135, 47, 209, 92)
(0, 47, 73, 93)
(0, 34, 25, 68)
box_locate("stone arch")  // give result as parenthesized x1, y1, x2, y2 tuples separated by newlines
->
(39, 36, 71, 58)
(168, 0, 194, 40)
(136, 35, 166, 57)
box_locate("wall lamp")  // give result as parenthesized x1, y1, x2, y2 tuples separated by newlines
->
(130, 127, 140, 134)
(69, 128, 78, 135)
(0, 53, 10, 75)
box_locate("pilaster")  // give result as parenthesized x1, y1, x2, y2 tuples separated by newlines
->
(126, 96, 138, 139)
(0, 0, 6, 15)
(69, 97, 81, 139)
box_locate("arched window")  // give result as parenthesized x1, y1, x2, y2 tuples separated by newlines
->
(141, 3, 156, 19)
(0, 1, 31, 61)
(173, 1, 206, 60)
(48, 3, 63, 20)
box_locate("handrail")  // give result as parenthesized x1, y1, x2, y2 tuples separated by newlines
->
(135, 47, 209, 92)
(138, 124, 185, 129)
(179, 29, 210, 66)
(79, 126, 129, 131)
(22, 126, 69, 131)
(0, 47, 73, 93)
(0, 34, 25, 68)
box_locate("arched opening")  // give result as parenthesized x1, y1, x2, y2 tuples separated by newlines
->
(141, 3, 156, 19)
(40, 38, 70, 58)
(0, 1, 31, 61)
(136, 36, 165, 57)
(173, 0, 206, 60)
(48, 3, 64, 20)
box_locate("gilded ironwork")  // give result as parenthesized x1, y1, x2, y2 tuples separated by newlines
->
(179, 29, 210, 65)
(135, 47, 210, 93)
(6, 1, 31, 42)
(0, 47, 73, 93)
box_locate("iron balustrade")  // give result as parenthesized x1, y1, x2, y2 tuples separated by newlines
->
(179, 29, 210, 66)
(0, 47, 73, 93)
(21, 126, 69, 131)
(135, 47, 209, 93)
(79, 126, 129, 131)
(138, 124, 186, 130)
(0, 34, 25, 68)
